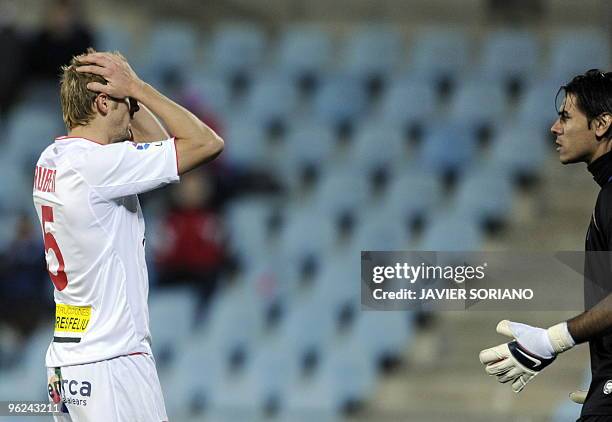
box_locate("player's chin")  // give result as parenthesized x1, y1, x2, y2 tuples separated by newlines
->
(559, 152, 578, 165)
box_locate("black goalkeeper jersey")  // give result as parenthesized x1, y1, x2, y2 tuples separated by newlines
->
(581, 151, 612, 416)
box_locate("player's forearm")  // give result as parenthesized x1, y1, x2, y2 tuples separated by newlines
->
(130, 81, 223, 163)
(567, 293, 612, 343)
(130, 103, 169, 142)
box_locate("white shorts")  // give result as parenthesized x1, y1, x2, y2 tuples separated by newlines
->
(46, 353, 168, 422)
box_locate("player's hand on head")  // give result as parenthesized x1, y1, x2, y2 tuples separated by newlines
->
(75, 52, 143, 99)
(478, 320, 575, 393)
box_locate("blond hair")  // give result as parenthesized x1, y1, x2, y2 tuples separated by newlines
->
(60, 47, 113, 130)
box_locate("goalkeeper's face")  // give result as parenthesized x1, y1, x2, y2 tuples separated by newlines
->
(551, 93, 600, 164)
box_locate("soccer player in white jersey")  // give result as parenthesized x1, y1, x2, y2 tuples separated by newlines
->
(33, 49, 224, 421)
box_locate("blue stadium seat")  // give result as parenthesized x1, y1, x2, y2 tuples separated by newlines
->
(148, 287, 198, 368)
(347, 121, 407, 189)
(277, 122, 336, 191)
(453, 166, 514, 228)
(198, 283, 262, 365)
(140, 22, 198, 84)
(222, 118, 269, 169)
(224, 199, 275, 269)
(185, 73, 232, 115)
(242, 74, 299, 131)
(448, 79, 507, 136)
(478, 30, 539, 86)
(549, 29, 611, 84)
(377, 76, 437, 129)
(94, 22, 136, 60)
(210, 23, 266, 79)
(278, 206, 336, 289)
(382, 168, 443, 229)
(341, 25, 403, 94)
(420, 211, 483, 251)
(312, 75, 368, 136)
(490, 123, 550, 180)
(277, 295, 337, 374)
(6, 107, 64, 170)
(352, 216, 411, 252)
(284, 339, 376, 417)
(276, 24, 333, 89)
(418, 121, 477, 179)
(409, 27, 470, 90)
(351, 311, 414, 365)
(163, 336, 226, 420)
(214, 339, 300, 420)
(312, 167, 369, 233)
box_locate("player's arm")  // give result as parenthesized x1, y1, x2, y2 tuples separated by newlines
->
(76, 52, 223, 174)
(130, 102, 169, 142)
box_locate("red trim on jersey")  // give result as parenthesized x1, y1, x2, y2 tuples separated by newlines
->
(172, 137, 179, 175)
(55, 136, 105, 145)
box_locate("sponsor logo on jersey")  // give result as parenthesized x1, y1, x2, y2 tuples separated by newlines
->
(53, 304, 91, 343)
(604, 380, 612, 395)
(129, 142, 151, 150)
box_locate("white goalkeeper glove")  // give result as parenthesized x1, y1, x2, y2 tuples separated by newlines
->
(479, 320, 575, 393)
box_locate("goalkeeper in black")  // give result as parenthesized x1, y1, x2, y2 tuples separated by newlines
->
(479, 70, 612, 421)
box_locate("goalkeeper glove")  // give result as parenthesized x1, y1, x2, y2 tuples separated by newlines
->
(479, 320, 575, 393)
(569, 390, 587, 404)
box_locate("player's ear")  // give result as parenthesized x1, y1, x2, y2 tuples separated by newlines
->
(594, 113, 612, 138)
(94, 94, 111, 116)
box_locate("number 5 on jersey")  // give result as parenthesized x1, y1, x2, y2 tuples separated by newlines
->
(41, 205, 68, 291)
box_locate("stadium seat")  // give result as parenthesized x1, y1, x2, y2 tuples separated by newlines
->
(224, 198, 275, 269)
(209, 23, 266, 91)
(419, 211, 483, 251)
(341, 25, 404, 96)
(409, 27, 470, 93)
(489, 123, 550, 181)
(382, 168, 443, 232)
(241, 74, 299, 134)
(277, 295, 337, 376)
(478, 30, 539, 90)
(6, 107, 64, 170)
(351, 311, 415, 366)
(140, 22, 198, 86)
(276, 24, 333, 93)
(347, 121, 407, 192)
(185, 73, 232, 116)
(548, 29, 611, 85)
(278, 205, 336, 290)
(148, 287, 199, 368)
(352, 215, 411, 252)
(448, 78, 507, 139)
(283, 338, 376, 417)
(377, 75, 437, 134)
(312, 74, 368, 138)
(418, 120, 477, 181)
(222, 118, 269, 169)
(163, 335, 227, 419)
(95, 22, 136, 60)
(312, 167, 369, 235)
(236, 340, 302, 416)
(277, 122, 337, 192)
(453, 166, 514, 229)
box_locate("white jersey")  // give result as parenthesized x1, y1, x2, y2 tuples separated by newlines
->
(32, 136, 179, 367)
